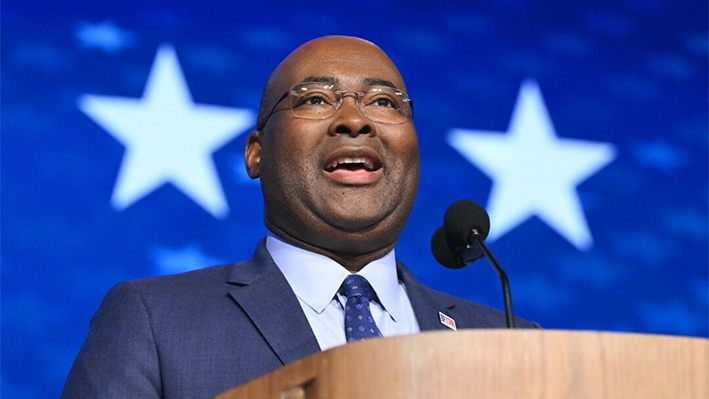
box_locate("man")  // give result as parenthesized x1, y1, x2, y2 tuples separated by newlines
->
(62, 36, 537, 399)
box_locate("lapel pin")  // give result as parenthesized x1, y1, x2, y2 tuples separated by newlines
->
(439, 312, 457, 331)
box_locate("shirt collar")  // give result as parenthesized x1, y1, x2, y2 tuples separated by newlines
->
(265, 233, 404, 321)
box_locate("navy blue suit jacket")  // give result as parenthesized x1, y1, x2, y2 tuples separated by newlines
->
(62, 240, 536, 399)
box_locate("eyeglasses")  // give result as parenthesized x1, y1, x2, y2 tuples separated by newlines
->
(259, 82, 414, 129)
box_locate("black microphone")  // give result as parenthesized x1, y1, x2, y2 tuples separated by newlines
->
(444, 199, 490, 245)
(430, 200, 516, 328)
(431, 226, 484, 269)
(431, 226, 463, 269)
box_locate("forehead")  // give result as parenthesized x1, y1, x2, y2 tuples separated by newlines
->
(274, 40, 407, 93)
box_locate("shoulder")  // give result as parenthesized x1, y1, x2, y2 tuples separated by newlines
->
(114, 239, 273, 298)
(396, 260, 539, 329)
(91, 263, 238, 329)
(121, 263, 234, 294)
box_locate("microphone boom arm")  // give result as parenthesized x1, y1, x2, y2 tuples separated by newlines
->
(469, 229, 516, 329)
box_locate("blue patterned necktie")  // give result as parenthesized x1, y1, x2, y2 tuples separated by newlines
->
(339, 274, 383, 342)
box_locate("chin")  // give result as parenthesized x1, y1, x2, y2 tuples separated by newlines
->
(327, 214, 402, 243)
(326, 209, 388, 232)
(319, 229, 398, 255)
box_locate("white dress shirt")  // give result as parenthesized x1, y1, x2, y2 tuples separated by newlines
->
(266, 234, 420, 351)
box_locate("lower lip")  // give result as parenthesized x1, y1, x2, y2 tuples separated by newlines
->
(324, 168, 383, 185)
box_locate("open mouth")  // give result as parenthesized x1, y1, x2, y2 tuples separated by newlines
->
(324, 156, 382, 173)
(322, 148, 384, 184)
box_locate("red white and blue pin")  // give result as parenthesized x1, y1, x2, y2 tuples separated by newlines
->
(439, 312, 457, 331)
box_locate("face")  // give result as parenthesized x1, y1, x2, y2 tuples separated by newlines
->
(245, 36, 420, 258)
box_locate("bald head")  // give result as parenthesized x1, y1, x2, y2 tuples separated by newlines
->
(256, 36, 407, 130)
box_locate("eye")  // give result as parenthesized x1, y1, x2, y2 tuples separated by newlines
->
(365, 94, 400, 110)
(364, 87, 405, 110)
(293, 91, 335, 108)
(373, 98, 396, 108)
(305, 96, 326, 105)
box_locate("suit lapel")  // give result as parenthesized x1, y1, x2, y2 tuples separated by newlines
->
(227, 240, 321, 365)
(397, 261, 456, 332)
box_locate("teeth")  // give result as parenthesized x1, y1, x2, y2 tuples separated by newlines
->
(326, 157, 375, 171)
(340, 157, 366, 165)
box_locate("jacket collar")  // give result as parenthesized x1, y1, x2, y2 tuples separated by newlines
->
(225, 240, 459, 366)
(397, 260, 459, 331)
(226, 239, 321, 365)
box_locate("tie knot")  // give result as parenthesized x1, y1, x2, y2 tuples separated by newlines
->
(339, 274, 373, 299)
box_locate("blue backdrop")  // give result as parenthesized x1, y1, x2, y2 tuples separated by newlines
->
(3, 1, 707, 397)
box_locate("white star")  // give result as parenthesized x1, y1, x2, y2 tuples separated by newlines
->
(447, 80, 617, 250)
(78, 45, 255, 218)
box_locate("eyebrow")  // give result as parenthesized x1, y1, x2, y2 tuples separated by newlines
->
(301, 76, 338, 84)
(363, 78, 398, 89)
(300, 76, 399, 90)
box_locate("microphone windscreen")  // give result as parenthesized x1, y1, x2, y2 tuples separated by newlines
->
(430, 226, 466, 269)
(443, 200, 490, 247)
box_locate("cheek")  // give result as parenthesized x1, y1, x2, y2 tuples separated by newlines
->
(392, 141, 420, 203)
(386, 131, 420, 178)
(265, 119, 325, 158)
(262, 125, 309, 169)
(388, 124, 419, 156)
(259, 130, 323, 198)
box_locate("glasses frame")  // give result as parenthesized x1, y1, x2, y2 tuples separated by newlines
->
(258, 83, 414, 130)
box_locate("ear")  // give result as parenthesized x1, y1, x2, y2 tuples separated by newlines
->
(244, 130, 262, 179)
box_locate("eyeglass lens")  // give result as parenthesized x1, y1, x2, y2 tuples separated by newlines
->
(289, 83, 412, 125)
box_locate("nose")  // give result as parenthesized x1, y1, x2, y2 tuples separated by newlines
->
(328, 95, 375, 138)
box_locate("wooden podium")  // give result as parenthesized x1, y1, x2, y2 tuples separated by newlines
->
(213, 330, 708, 399)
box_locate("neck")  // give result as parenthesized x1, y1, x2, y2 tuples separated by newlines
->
(267, 224, 396, 273)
